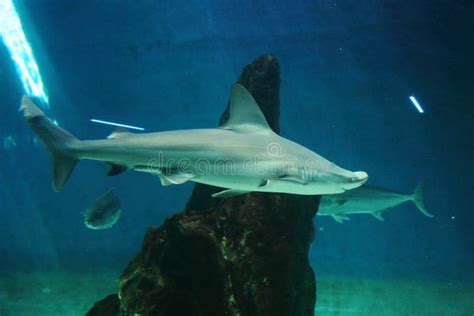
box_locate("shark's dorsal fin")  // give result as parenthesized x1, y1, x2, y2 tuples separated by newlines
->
(220, 84, 272, 132)
(107, 127, 133, 139)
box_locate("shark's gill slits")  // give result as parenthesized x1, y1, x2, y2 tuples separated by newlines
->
(0, 0, 49, 106)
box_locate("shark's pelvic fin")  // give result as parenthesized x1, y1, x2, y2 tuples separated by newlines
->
(20, 96, 80, 192)
(371, 210, 385, 221)
(332, 214, 350, 224)
(158, 171, 195, 186)
(220, 84, 272, 132)
(158, 175, 173, 186)
(107, 163, 129, 176)
(212, 189, 250, 198)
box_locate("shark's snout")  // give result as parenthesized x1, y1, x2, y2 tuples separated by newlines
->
(351, 171, 368, 183)
(340, 171, 368, 191)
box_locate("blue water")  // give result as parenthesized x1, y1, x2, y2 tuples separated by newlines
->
(1, 1, 473, 315)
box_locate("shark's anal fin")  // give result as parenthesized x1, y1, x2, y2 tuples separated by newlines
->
(107, 163, 129, 176)
(371, 210, 385, 221)
(212, 189, 249, 198)
(332, 214, 350, 224)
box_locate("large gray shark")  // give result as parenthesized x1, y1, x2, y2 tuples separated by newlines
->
(20, 84, 368, 197)
(318, 182, 433, 223)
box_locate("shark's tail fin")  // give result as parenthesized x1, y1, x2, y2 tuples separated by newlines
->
(411, 181, 433, 217)
(20, 96, 80, 192)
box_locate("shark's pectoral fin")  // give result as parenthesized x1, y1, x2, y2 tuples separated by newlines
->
(107, 163, 130, 176)
(332, 214, 350, 224)
(158, 171, 195, 186)
(212, 189, 250, 198)
(371, 210, 385, 221)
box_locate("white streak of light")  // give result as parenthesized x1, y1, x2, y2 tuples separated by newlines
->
(90, 119, 145, 131)
(0, 0, 49, 105)
(409, 96, 424, 113)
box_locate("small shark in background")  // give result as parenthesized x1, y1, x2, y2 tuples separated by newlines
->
(318, 182, 434, 223)
(84, 188, 122, 230)
(20, 84, 368, 197)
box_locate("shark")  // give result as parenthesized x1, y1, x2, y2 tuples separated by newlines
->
(20, 84, 368, 197)
(318, 182, 433, 223)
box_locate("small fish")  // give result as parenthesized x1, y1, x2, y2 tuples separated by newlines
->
(318, 182, 433, 223)
(84, 188, 121, 230)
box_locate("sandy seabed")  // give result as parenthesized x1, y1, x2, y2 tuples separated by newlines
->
(0, 271, 473, 315)
(316, 278, 474, 316)
(0, 270, 118, 316)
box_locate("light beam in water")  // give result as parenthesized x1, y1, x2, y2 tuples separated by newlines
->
(0, 0, 49, 105)
(90, 119, 145, 131)
(409, 96, 424, 113)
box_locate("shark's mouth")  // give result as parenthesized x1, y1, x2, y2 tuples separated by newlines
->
(352, 171, 369, 183)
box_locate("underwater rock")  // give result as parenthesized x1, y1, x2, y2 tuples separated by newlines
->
(86, 294, 120, 316)
(88, 54, 319, 316)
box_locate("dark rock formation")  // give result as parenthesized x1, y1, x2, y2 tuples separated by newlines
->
(88, 55, 319, 316)
(86, 294, 120, 316)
